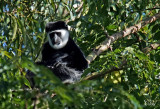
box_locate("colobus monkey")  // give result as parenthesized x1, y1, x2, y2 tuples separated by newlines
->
(27, 21, 88, 85)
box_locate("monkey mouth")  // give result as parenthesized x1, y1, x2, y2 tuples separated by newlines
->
(54, 37, 61, 45)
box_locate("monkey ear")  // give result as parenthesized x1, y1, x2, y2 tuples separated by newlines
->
(64, 23, 68, 30)
(65, 23, 68, 27)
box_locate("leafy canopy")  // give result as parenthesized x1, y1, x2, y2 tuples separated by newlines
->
(0, 0, 160, 108)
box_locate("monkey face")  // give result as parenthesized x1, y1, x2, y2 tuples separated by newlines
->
(46, 21, 69, 50)
(49, 32, 61, 45)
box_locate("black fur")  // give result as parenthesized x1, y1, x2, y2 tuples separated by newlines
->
(41, 37, 88, 83)
(27, 21, 88, 86)
(45, 21, 68, 33)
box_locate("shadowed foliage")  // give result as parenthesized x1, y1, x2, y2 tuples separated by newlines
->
(0, 0, 160, 108)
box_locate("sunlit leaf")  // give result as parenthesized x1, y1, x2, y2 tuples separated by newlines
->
(10, 15, 18, 41)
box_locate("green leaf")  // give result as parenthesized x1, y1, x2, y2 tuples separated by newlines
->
(11, 15, 18, 41)
(121, 90, 142, 109)
(106, 24, 118, 30)
(138, 31, 146, 40)
(62, 2, 74, 20)
(0, 50, 12, 59)
(125, 47, 134, 54)
(54, 86, 73, 102)
(135, 52, 149, 60)
(23, 76, 31, 89)
(152, 24, 159, 33)
(17, 19, 26, 45)
(153, 31, 160, 40)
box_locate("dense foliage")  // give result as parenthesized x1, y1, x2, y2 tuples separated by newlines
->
(0, 0, 160, 108)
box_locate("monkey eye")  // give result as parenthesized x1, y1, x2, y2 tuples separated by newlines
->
(49, 32, 61, 37)
(49, 32, 55, 37)
(55, 32, 61, 37)
(49, 33, 55, 40)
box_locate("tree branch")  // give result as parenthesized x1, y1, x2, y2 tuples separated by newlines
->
(86, 11, 160, 64)
(83, 60, 127, 80)
(84, 41, 160, 80)
(142, 41, 160, 53)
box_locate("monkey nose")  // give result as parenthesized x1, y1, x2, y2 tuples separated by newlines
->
(52, 34, 61, 45)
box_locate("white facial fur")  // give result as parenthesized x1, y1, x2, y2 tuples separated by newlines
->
(47, 29, 69, 49)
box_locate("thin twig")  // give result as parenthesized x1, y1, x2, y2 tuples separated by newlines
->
(83, 61, 127, 80)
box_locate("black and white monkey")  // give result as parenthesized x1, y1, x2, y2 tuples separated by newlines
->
(27, 21, 88, 85)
